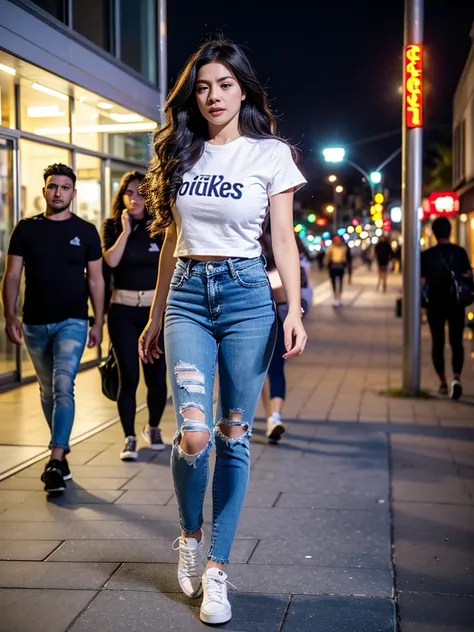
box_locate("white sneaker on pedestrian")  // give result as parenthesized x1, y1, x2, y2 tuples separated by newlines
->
(332, 299, 341, 307)
(450, 379, 463, 401)
(200, 567, 234, 625)
(142, 426, 166, 451)
(266, 413, 285, 444)
(120, 436, 137, 461)
(172, 531, 205, 598)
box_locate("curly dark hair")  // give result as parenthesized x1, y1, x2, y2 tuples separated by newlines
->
(140, 38, 297, 236)
(43, 163, 76, 185)
(111, 171, 151, 220)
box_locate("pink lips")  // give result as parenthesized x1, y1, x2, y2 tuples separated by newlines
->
(209, 109, 225, 117)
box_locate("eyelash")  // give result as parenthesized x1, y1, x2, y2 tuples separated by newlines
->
(197, 83, 233, 93)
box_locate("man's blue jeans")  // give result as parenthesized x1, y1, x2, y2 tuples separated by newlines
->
(23, 318, 88, 452)
(165, 257, 276, 564)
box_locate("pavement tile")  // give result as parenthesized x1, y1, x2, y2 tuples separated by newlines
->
(166, 490, 280, 508)
(0, 520, 180, 540)
(393, 501, 474, 533)
(398, 593, 474, 632)
(0, 503, 180, 522)
(395, 530, 474, 595)
(69, 589, 288, 632)
(275, 491, 388, 510)
(16, 464, 145, 479)
(0, 540, 62, 561)
(0, 589, 97, 632)
(234, 506, 390, 540)
(0, 490, 35, 505)
(113, 490, 174, 505)
(392, 477, 472, 505)
(23, 490, 126, 505)
(0, 561, 118, 589)
(48, 538, 257, 564)
(282, 595, 396, 632)
(105, 562, 394, 597)
(249, 535, 390, 569)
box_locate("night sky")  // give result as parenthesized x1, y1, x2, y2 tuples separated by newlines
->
(168, 0, 473, 209)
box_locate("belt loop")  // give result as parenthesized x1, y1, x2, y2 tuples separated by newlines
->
(227, 258, 237, 279)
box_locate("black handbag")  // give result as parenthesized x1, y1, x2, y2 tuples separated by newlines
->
(98, 346, 119, 401)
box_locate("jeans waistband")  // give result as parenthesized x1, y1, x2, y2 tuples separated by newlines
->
(177, 256, 265, 278)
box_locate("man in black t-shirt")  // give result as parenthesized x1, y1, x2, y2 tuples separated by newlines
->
(2, 163, 105, 493)
(421, 217, 472, 400)
(375, 236, 393, 292)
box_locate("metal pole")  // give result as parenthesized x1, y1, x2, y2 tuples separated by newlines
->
(157, 0, 167, 127)
(402, 0, 423, 393)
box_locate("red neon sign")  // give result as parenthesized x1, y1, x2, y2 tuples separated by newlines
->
(428, 192, 459, 217)
(405, 44, 423, 128)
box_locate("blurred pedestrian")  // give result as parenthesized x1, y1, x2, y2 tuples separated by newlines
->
(101, 171, 167, 460)
(421, 217, 473, 399)
(138, 39, 307, 625)
(325, 235, 348, 307)
(259, 229, 308, 444)
(375, 235, 393, 292)
(2, 164, 104, 493)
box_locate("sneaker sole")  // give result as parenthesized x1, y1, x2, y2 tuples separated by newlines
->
(266, 424, 285, 441)
(43, 470, 66, 493)
(120, 452, 138, 461)
(179, 582, 203, 599)
(200, 607, 232, 625)
(63, 473, 73, 481)
(142, 430, 166, 451)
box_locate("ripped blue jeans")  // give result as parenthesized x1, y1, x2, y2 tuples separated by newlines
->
(165, 257, 276, 564)
(23, 318, 88, 452)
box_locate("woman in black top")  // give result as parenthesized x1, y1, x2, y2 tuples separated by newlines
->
(101, 171, 167, 459)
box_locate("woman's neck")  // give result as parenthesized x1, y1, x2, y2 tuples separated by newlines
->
(207, 119, 241, 146)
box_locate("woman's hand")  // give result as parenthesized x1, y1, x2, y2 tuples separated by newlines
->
(121, 210, 132, 236)
(139, 318, 163, 364)
(282, 312, 307, 359)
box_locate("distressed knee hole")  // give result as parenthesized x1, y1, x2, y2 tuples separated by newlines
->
(176, 404, 210, 455)
(217, 410, 248, 439)
(175, 361, 205, 395)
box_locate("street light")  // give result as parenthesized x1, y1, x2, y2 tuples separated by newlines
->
(370, 171, 382, 184)
(322, 148, 345, 163)
(326, 204, 335, 213)
(335, 185, 344, 193)
(328, 174, 337, 183)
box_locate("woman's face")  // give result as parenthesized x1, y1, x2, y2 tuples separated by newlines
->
(195, 61, 245, 130)
(123, 179, 145, 216)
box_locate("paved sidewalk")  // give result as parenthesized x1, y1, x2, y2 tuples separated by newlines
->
(0, 266, 472, 631)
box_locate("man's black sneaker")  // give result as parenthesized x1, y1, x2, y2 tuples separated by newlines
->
(41, 459, 66, 493)
(60, 458, 72, 481)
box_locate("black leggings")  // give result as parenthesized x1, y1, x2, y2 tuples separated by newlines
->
(330, 267, 345, 295)
(108, 303, 167, 437)
(427, 305, 465, 378)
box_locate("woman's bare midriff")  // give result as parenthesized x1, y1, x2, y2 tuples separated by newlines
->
(187, 255, 229, 262)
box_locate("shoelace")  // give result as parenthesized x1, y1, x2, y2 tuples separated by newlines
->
(204, 575, 237, 603)
(172, 537, 202, 577)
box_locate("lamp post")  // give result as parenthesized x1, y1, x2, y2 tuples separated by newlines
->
(401, 0, 423, 394)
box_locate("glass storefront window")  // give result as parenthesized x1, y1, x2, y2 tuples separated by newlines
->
(0, 52, 16, 128)
(75, 154, 102, 230)
(0, 138, 17, 376)
(19, 75, 70, 144)
(30, 0, 67, 22)
(72, 0, 112, 52)
(107, 132, 153, 162)
(119, 0, 156, 82)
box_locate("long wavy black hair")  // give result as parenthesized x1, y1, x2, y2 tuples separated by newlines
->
(111, 170, 151, 221)
(141, 38, 297, 236)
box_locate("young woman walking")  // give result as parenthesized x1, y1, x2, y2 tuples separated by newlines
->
(102, 171, 167, 460)
(139, 39, 307, 625)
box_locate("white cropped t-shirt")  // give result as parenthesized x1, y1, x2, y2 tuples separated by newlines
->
(172, 136, 307, 258)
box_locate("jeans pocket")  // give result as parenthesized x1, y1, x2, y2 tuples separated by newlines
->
(169, 269, 186, 289)
(235, 264, 268, 288)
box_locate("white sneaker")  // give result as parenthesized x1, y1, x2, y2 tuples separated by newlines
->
(120, 436, 137, 461)
(172, 531, 205, 598)
(332, 299, 341, 307)
(200, 567, 234, 625)
(266, 413, 285, 444)
(450, 379, 463, 401)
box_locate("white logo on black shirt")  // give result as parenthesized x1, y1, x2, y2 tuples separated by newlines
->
(70, 237, 81, 246)
(148, 243, 159, 252)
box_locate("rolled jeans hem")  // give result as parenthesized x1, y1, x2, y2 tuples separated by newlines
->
(49, 442, 70, 451)
(181, 523, 203, 536)
(207, 555, 229, 564)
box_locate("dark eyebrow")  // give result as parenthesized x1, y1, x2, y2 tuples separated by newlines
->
(196, 76, 234, 85)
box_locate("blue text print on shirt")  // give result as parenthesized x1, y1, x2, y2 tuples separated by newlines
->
(179, 175, 244, 199)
